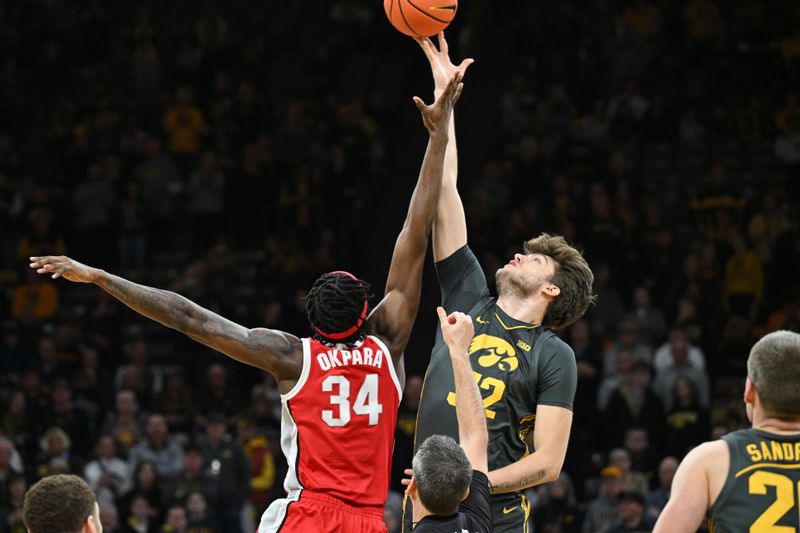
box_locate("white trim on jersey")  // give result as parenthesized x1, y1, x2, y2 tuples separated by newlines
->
(370, 335, 403, 402)
(279, 395, 304, 493)
(257, 489, 301, 533)
(281, 338, 312, 401)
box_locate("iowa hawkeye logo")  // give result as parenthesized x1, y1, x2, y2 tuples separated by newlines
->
(469, 334, 518, 372)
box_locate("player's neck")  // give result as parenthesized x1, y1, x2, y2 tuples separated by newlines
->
(752, 411, 800, 435)
(496, 294, 545, 325)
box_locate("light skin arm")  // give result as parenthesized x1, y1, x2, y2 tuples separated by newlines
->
(653, 441, 725, 533)
(487, 405, 572, 493)
(416, 32, 473, 262)
(370, 72, 464, 361)
(437, 307, 488, 473)
(29, 256, 302, 386)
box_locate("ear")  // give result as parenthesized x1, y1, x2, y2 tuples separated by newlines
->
(460, 486, 471, 502)
(744, 378, 756, 405)
(405, 476, 417, 496)
(542, 283, 561, 300)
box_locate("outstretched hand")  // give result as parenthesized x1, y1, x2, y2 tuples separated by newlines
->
(29, 256, 99, 283)
(413, 71, 463, 136)
(416, 31, 474, 96)
(436, 306, 474, 355)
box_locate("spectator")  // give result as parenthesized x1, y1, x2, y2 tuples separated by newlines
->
(652, 329, 706, 374)
(163, 443, 218, 507)
(114, 340, 163, 401)
(36, 427, 81, 478)
(533, 474, 581, 533)
(663, 377, 710, 458)
(383, 490, 403, 533)
(608, 448, 649, 497)
(200, 413, 249, 530)
(119, 494, 159, 533)
(154, 369, 195, 433)
(623, 428, 660, 483)
(603, 321, 653, 378)
(653, 340, 710, 410)
(160, 505, 188, 533)
(103, 390, 143, 453)
(85, 434, 132, 506)
(583, 466, 623, 533)
(99, 503, 121, 532)
(606, 491, 654, 532)
(0, 438, 23, 499)
(44, 379, 95, 455)
(118, 461, 163, 525)
(624, 287, 667, 348)
(196, 365, 243, 423)
(129, 415, 184, 482)
(723, 236, 763, 321)
(0, 475, 27, 533)
(185, 492, 219, 532)
(644, 456, 678, 523)
(11, 269, 59, 323)
(163, 87, 206, 159)
(236, 419, 275, 515)
(604, 362, 665, 450)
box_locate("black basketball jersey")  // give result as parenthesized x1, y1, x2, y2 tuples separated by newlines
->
(414, 246, 577, 515)
(708, 428, 800, 532)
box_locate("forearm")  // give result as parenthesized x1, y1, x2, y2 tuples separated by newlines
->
(404, 133, 448, 233)
(487, 452, 560, 494)
(433, 116, 467, 261)
(93, 270, 202, 335)
(452, 352, 488, 451)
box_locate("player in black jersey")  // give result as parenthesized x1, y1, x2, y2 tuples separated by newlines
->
(654, 330, 800, 532)
(405, 33, 595, 533)
(403, 307, 492, 533)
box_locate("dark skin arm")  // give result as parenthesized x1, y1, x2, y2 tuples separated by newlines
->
(28, 256, 303, 392)
(369, 72, 465, 365)
(30, 74, 465, 394)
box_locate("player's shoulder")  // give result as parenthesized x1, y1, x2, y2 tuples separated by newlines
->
(681, 440, 729, 475)
(534, 331, 575, 359)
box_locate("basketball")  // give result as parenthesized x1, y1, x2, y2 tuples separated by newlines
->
(384, 0, 458, 38)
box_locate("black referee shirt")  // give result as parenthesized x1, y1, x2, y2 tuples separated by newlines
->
(412, 470, 493, 532)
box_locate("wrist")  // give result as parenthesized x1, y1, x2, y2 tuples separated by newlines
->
(91, 268, 106, 284)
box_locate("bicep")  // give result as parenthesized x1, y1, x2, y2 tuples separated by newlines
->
(193, 311, 301, 378)
(653, 446, 712, 533)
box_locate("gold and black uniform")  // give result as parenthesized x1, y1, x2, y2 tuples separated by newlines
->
(404, 246, 577, 533)
(708, 428, 800, 532)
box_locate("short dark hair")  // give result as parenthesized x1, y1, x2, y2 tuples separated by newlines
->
(305, 272, 372, 345)
(23, 474, 96, 533)
(523, 233, 595, 330)
(748, 330, 800, 418)
(412, 435, 472, 516)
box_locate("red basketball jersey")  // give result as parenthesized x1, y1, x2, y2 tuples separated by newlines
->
(279, 335, 402, 509)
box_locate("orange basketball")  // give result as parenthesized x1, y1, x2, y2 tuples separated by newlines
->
(384, 0, 458, 38)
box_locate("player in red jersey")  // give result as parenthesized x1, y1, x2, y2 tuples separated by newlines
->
(29, 72, 465, 533)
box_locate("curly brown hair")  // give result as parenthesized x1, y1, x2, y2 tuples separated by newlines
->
(523, 233, 596, 330)
(23, 474, 96, 533)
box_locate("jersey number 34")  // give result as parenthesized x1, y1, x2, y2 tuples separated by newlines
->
(321, 374, 383, 427)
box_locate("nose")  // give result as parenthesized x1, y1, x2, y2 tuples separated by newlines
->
(514, 253, 525, 263)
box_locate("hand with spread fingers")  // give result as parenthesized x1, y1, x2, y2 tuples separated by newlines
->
(413, 71, 463, 136)
(29, 256, 100, 283)
(416, 31, 474, 97)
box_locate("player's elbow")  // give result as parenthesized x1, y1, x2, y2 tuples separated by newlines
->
(542, 464, 561, 483)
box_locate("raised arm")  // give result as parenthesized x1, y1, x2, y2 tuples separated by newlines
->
(29, 256, 302, 386)
(437, 307, 487, 473)
(370, 72, 464, 359)
(417, 32, 473, 261)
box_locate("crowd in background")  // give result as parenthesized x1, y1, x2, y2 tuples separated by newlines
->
(1, 0, 799, 532)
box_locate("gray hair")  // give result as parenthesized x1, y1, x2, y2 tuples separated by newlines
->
(412, 435, 472, 516)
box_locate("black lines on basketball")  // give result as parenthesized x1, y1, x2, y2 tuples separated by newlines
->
(397, 0, 424, 37)
(406, 0, 451, 24)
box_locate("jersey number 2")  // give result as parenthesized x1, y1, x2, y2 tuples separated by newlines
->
(748, 470, 800, 532)
(321, 374, 383, 427)
(446, 371, 506, 420)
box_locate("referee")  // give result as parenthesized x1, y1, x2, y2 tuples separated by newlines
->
(403, 307, 492, 532)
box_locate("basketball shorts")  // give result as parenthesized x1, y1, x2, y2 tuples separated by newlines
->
(258, 490, 387, 533)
